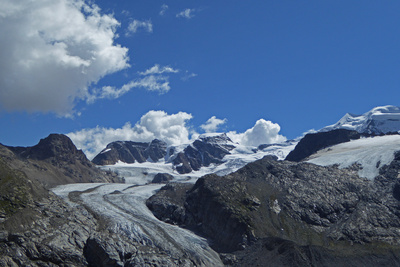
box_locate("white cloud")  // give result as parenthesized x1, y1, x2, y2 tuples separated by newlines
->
(160, 4, 168, 16)
(201, 116, 227, 133)
(126, 19, 153, 35)
(90, 75, 171, 101)
(88, 64, 179, 101)
(181, 71, 198, 81)
(227, 119, 287, 147)
(0, 0, 129, 116)
(139, 64, 179, 76)
(68, 110, 287, 159)
(68, 110, 193, 159)
(176, 8, 196, 19)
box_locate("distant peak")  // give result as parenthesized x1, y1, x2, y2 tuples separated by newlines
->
(321, 105, 400, 135)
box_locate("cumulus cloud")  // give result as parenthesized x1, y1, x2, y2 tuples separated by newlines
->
(160, 4, 168, 16)
(68, 110, 193, 159)
(201, 116, 227, 133)
(68, 110, 287, 159)
(176, 8, 196, 19)
(0, 0, 129, 116)
(126, 19, 153, 35)
(227, 119, 286, 147)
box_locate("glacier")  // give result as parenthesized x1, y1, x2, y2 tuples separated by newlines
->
(307, 135, 400, 179)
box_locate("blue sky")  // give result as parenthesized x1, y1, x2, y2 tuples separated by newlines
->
(1, 0, 400, 157)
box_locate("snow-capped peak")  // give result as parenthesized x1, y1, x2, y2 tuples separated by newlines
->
(321, 105, 400, 134)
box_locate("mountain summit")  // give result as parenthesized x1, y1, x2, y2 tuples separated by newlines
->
(321, 105, 400, 134)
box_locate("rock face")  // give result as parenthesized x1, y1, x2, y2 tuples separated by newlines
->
(3, 134, 118, 188)
(147, 156, 400, 265)
(92, 134, 236, 174)
(285, 129, 361, 162)
(173, 134, 235, 174)
(92, 139, 168, 165)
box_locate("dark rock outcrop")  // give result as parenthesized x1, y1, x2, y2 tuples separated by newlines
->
(151, 173, 174, 184)
(146, 183, 193, 225)
(147, 156, 400, 265)
(8, 134, 85, 162)
(92, 139, 167, 165)
(3, 134, 118, 188)
(285, 129, 361, 162)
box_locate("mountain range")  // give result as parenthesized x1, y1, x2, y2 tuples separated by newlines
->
(1, 105, 400, 266)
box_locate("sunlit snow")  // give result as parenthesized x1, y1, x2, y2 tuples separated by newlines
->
(307, 135, 400, 179)
(321, 105, 400, 134)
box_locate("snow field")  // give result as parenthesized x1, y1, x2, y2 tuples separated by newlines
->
(307, 135, 400, 179)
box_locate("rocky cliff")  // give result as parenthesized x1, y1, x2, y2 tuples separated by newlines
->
(147, 156, 400, 266)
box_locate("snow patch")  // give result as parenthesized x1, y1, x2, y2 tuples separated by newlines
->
(101, 148, 112, 154)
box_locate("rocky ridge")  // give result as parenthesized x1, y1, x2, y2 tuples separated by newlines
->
(147, 156, 400, 266)
(92, 134, 237, 174)
(92, 139, 168, 166)
(4, 134, 119, 188)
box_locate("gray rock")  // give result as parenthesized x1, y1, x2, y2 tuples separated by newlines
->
(148, 156, 400, 265)
(151, 173, 174, 184)
(172, 134, 235, 174)
(92, 139, 167, 166)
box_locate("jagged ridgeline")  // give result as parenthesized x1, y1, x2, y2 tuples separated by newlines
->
(92, 134, 237, 174)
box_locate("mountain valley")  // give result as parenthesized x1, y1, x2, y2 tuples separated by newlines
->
(1, 105, 400, 266)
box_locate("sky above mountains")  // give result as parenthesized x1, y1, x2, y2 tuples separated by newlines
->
(1, 0, 400, 156)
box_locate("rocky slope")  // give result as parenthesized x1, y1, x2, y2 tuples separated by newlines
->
(147, 156, 400, 266)
(0, 185, 205, 266)
(3, 134, 119, 188)
(0, 134, 217, 266)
